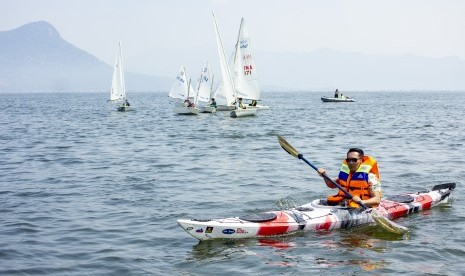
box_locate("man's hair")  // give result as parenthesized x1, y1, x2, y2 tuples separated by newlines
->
(348, 148, 364, 157)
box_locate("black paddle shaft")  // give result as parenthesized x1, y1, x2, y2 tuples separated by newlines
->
(298, 154, 368, 209)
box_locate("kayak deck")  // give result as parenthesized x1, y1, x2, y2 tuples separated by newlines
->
(177, 183, 455, 241)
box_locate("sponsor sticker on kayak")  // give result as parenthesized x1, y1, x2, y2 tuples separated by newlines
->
(236, 228, 248, 234)
(222, 229, 235, 234)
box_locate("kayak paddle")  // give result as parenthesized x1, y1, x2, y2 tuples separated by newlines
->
(277, 135, 409, 235)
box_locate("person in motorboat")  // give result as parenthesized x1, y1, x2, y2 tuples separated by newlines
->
(317, 148, 382, 208)
(210, 98, 217, 108)
(334, 89, 339, 98)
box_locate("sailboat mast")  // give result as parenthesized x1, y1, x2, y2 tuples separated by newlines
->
(234, 19, 244, 71)
(186, 78, 192, 100)
(232, 19, 244, 101)
(196, 63, 204, 92)
(210, 74, 215, 97)
(212, 11, 236, 104)
(195, 64, 205, 105)
(118, 41, 126, 101)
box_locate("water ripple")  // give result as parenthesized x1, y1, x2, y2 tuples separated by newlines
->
(0, 91, 464, 275)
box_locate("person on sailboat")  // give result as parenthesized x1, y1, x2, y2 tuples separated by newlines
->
(334, 89, 339, 98)
(125, 99, 130, 106)
(237, 98, 245, 109)
(249, 100, 257, 107)
(210, 98, 217, 108)
(184, 99, 195, 107)
(316, 148, 382, 208)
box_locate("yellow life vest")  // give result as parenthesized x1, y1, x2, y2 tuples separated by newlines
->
(327, 155, 380, 208)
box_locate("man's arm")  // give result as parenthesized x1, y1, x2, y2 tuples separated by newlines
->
(352, 190, 381, 207)
(317, 168, 337, 188)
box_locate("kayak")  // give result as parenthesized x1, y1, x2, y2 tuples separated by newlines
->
(177, 183, 455, 241)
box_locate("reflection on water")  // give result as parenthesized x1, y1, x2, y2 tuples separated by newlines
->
(190, 239, 254, 261)
(189, 237, 297, 261)
(258, 238, 296, 250)
(315, 257, 389, 272)
(188, 237, 301, 270)
(313, 228, 393, 272)
(186, 225, 409, 272)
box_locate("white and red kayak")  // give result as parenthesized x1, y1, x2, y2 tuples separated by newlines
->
(177, 183, 455, 241)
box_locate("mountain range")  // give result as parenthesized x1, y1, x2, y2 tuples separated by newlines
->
(0, 21, 171, 93)
(1, 21, 464, 93)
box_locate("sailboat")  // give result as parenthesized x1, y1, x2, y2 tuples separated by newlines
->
(195, 61, 216, 113)
(169, 65, 200, 115)
(212, 12, 237, 112)
(212, 12, 257, 118)
(109, 41, 133, 112)
(231, 18, 269, 110)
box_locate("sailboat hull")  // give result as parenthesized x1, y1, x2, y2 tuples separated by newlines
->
(174, 106, 201, 115)
(201, 106, 216, 113)
(117, 105, 134, 112)
(230, 108, 257, 118)
(216, 105, 236, 111)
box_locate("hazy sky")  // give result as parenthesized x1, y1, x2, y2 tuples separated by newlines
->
(2, 0, 465, 77)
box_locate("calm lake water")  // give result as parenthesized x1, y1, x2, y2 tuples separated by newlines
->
(1, 91, 464, 275)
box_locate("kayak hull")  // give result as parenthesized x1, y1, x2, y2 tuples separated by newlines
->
(177, 183, 455, 241)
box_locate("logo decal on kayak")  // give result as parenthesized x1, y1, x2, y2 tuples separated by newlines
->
(206, 227, 213, 233)
(195, 228, 204, 233)
(222, 229, 235, 234)
(236, 228, 248, 234)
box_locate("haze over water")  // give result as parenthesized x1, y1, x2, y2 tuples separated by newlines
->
(1, 91, 464, 275)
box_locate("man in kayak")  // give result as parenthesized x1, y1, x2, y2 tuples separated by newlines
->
(317, 148, 381, 208)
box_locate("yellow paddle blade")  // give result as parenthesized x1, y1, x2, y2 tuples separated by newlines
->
(371, 209, 409, 235)
(277, 135, 299, 158)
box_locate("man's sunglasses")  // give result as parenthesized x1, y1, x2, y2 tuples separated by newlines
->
(345, 158, 359, 163)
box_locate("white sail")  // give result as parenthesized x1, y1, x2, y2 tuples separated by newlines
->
(233, 18, 260, 101)
(109, 42, 126, 102)
(196, 61, 213, 103)
(212, 11, 236, 107)
(169, 65, 196, 100)
(169, 65, 188, 100)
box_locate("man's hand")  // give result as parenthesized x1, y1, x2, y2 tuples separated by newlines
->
(351, 195, 362, 203)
